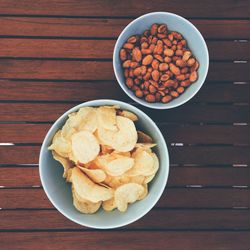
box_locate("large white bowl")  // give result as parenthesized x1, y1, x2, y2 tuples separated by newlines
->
(39, 100, 169, 229)
(113, 12, 209, 109)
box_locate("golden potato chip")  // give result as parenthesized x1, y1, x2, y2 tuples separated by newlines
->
(144, 174, 155, 184)
(137, 130, 153, 143)
(102, 198, 116, 211)
(135, 143, 156, 149)
(77, 107, 97, 133)
(138, 184, 148, 200)
(126, 149, 155, 176)
(52, 150, 73, 179)
(97, 116, 137, 152)
(118, 110, 138, 122)
(106, 157, 134, 176)
(48, 130, 71, 157)
(61, 113, 80, 139)
(112, 151, 131, 157)
(77, 165, 106, 183)
(71, 131, 100, 164)
(72, 185, 101, 214)
(144, 153, 159, 183)
(66, 168, 73, 182)
(115, 183, 144, 212)
(129, 175, 145, 185)
(97, 106, 117, 131)
(71, 168, 113, 203)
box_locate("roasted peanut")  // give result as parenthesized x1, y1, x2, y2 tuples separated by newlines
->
(155, 92, 161, 102)
(187, 58, 196, 66)
(144, 81, 150, 90)
(191, 61, 199, 72)
(120, 49, 127, 61)
(162, 38, 172, 47)
(152, 70, 160, 81)
(177, 86, 185, 93)
(157, 33, 167, 39)
(176, 59, 186, 68)
(141, 66, 147, 75)
(149, 44, 156, 52)
(190, 71, 198, 82)
(154, 40, 163, 54)
(142, 55, 153, 65)
(160, 74, 170, 81)
(170, 91, 179, 98)
(127, 36, 138, 43)
(126, 78, 134, 88)
(152, 59, 159, 70)
(134, 78, 141, 85)
(123, 60, 131, 68)
(150, 23, 158, 35)
(159, 63, 169, 71)
(163, 80, 175, 87)
(141, 42, 149, 49)
(145, 94, 156, 103)
(175, 49, 183, 56)
(132, 47, 142, 62)
(181, 67, 188, 74)
(130, 61, 139, 68)
(149, 80, 159, 88)
(175, 74, 186, 81)
(133, 67, 141, 76)
(168, 33, 174, 41)
(164, 49, 174, 57)
(149, 84, 157, 94)
(164, 56, 172, 63)
(123, 43, 134, 50)
(129, 69, 134, 78)
(180, 80, 191, 87)
(143, 72, 151, 81)
(158, 24, 167, 34)
(182, 51, 192, 61)
(154, 54, 164, 62)
(135, 89, 143, 98)
(124, 69, 129, 78)
(170, 63, 180, 75)
(172, 31, 182, 40)
(161, 95, 172, 103)
(141, 49, 152, 55)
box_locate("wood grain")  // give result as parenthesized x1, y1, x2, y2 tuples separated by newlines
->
(0, 60, 248, 81)
(0, 103, 249, 123)
(1, 80, 250, 103)
(0, 231, 249, 250)
(1, 166, 250, 188)
(0, 209, 249, 230)
(0, 0, 249, 18)
(0, 18, 249, 39)
(0, 145, 249, 165)
(0, 39, 249, 60)
(0, 124, 250, 145)
(1, 188, 250, 209)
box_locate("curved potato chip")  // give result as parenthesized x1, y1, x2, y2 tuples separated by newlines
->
(66, 168, 73, 182)
(72, 185, 101, 214)
(138, 184, 148, 200)
(144, 174, 155, 184)
(77, 165, 106, 183)
(115, 183, 144, 212)
(106, 157, 134, 176)
(61, 113, 80, 139)
(97, 106, 117, 131)
(127, 149, 155, 176)
(52, 150, 73, 179)
(48, 130, 71, 157)
(71, 131, 100, 164)
(129, 175, 145, 185)
(137, 131, 153, 143)
(135, 143, 156, 149)
(118, 110, 138, 122)
(102, 198, 116, 211)
(71, 168, 113, 203)
(97, 116, 137, 152)
(112, 151, 131, 157)
(144, 153, 159, 183)
(77, 107, 97, 133)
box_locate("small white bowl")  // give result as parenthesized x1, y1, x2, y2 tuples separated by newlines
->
(113, 12, 209, 109)
(39, 100, 169, 229)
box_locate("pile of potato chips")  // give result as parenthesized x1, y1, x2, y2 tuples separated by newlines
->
(48, 106, 159, 213)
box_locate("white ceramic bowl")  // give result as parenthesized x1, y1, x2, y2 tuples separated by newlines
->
(113, 12, 209, 109)
(39, 100, 169, 229)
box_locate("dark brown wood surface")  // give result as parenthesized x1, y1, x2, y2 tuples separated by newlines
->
(0, 1, 249, 249)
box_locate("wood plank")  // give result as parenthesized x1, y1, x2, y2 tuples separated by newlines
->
(1, 166, 250, 188)
(1, 231, 250, 250)
(0, 103, 249, 123)
(0, 0, 249, 18)
(1, 123, 250, 145)
(1, 188, 250, 209)
(0, 18, 249, 39)
(0, 231, 249, 250)
(0, 39, 249, 61)
(0, 145, 249, 165)
(0, 60, 248, 81)
(1, 80, 250, 103)
(1, 209, 250, 230)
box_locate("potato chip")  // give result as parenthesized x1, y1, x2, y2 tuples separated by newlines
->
(61, 113, 80, 139)
(51, 150, 73, 179)
(144, 174, 155, 184)
(97, 116, 137, 152)
(115, 183, 144, 212)
(137, 130, 153, 143)
(102, 198, 116, 211)
(48, 130, 71, 157)
(71, 131, 100, 164)
(101, 145, 113, 155)
(144, 153, 159, 183)
(138, 184, 148, 200)
(118, 110, 138, 122)
(112, 151, 131, 157)
(97, 106, 117, 131)
(129, 175, 145, 185)
(77, 165, 106, 183)
(105, 156, 134, 176)
(77, 107, 97, 133)
(72, 185, 101, 214)
(135, 143, 156, 149)
(71, 167, 113, 203)
(66, 168, 73, 182)
(126, 149, 155, 176)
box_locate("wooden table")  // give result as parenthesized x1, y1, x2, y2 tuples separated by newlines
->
(0, 1, 249, 249)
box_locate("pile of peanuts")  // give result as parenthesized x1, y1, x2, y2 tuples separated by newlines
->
(119, 23, 199, 103)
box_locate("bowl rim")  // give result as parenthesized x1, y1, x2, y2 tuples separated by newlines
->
(39, 99, 169, 229)
(113, 11, 209, 110)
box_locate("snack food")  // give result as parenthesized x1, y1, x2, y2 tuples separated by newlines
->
(48, 105, 159, 213)
(120, 23, 199, 103)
